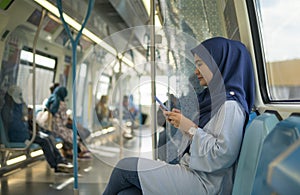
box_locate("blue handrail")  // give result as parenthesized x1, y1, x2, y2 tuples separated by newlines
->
(56, 0, 94, 191)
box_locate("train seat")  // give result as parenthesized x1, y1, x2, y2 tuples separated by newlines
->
(251, 113, 300, 195)
(267, 138, 300, 195)
(245, 110, 259, 128)
(232, 111, 281, 195)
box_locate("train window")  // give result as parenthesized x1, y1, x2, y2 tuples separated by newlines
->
(18, 48, 56, 105)
(257, 0, 300, 101)
(76, 63, 87, 116)
(20, 50, 56, 69)
(96, 75, 110, 100)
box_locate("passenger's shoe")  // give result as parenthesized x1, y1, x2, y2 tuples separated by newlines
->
(55, 163, 73, 173)
(78, 151, 92, 160)
(57, 162, 73, 168)
(123, 132, 133, 139)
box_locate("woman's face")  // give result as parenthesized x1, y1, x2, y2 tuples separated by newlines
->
(194, 54, 213, 86)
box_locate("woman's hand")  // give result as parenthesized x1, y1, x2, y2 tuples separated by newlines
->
(163, 108, 197, 135)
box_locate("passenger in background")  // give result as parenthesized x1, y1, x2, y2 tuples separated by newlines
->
(128, 94, 139, 122)
(46, 86, 91, 159)
(42, 82, 60, 107)
(95, 95, 112, 128)
(121, 95, 139, 138)
(1, 85, 73, 173)
(103, 37, 255, 195)
(49, 82, 60, 94)
(48, 82, 91, 140)
(157, 93, 181, 164)
(122, 95, 138, 123)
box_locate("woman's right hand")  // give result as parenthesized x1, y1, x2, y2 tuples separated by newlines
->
(164, 109, 197, 135)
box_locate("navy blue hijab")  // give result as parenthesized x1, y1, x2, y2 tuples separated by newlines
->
(46, 86, 68, 115)
(191, 37, 255, 128)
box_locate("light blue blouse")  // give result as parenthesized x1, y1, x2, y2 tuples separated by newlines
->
(138, 101, 245, 195)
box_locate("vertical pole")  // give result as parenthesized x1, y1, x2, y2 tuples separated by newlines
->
(150, 0, 157, 160)
(56, 1, 94, 193)
(71, 46, 79, 194)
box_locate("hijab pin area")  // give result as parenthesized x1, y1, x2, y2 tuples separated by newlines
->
(229, 91, 235, 96)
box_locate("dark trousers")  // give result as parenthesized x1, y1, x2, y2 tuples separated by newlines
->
(34, 134, 65, 169)
(103, 157, 142, 195)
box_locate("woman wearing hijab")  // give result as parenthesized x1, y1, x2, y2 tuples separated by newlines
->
(103, 37, 255, 195)
(46, 86, 90, 159)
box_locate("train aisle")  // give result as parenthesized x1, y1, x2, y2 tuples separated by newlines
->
(0, 126, 154, 195)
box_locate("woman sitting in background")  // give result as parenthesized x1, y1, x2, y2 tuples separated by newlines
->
(46, 86, 91, 159)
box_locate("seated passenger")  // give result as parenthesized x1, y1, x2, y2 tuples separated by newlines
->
(103, 37, 255, 194)
(1, 85, 73, 173)
(43, 82, 90, 141)
(122, 95, 138, 123)
(128, 94, 139, 121)
(45, 86, 91, 159)
(157, 93, 182, 164)
(95, 95, 112, 128)
(122, 95, 139, 138)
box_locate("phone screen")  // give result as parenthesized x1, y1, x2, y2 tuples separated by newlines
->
(155, 96, 170, 111)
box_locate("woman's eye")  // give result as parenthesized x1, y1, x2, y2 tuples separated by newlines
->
(196, 62, 202, 67)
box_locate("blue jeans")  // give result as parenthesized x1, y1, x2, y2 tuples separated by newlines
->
(103, 157, 142, 195)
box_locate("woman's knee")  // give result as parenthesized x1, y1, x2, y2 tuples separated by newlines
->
(115, 157, 139, 171)
(117, 187, 142, 195)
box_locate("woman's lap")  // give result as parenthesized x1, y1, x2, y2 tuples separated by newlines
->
(103, 157, 205, 195)
(137, 158, 205, 195)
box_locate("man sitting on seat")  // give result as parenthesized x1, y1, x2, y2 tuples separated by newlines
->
(1, 85, 73, 173)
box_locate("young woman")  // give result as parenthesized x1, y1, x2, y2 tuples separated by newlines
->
(103, 37, 255, 195)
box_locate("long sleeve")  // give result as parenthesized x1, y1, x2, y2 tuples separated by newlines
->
(189, 101, 245, 172)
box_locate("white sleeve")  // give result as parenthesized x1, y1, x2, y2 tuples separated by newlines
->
(189, 101, 245, 172)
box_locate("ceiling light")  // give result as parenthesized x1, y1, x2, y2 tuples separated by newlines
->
(34, 0, 134, 67)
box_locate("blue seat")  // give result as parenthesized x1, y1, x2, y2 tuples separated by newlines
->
(245, 110, 259, 128)
(268, 138, 300, 195)
(252, 114, 300, 195)
(232, 111, 280, 195)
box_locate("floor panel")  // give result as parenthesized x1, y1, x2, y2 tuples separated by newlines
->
(0, 127, 153, 194)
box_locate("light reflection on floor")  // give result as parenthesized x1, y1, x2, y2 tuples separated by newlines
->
(0, 126, 154, 195)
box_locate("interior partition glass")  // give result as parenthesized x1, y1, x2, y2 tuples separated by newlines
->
(81, 0, 241, 166)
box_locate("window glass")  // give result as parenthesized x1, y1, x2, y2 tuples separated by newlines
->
(18, 49, 56, 106)
(17, 62, 54, 105)
(20, 50, 56, 69)
(76, 63, 87, 116)
(96, 74, 110, 100)
(257, 0, 300, 100)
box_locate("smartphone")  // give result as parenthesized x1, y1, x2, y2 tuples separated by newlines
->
(155, 96, 170, 111)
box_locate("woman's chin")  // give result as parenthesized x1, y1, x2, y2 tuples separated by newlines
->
(199, 80, 207, 86)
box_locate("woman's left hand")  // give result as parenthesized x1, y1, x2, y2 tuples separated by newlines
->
(163, 108, 197, 134)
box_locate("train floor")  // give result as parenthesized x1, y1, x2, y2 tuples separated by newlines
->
(0, 126, 154, 195)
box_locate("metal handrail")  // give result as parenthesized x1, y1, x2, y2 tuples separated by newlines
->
(56, 0, 94, 192)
